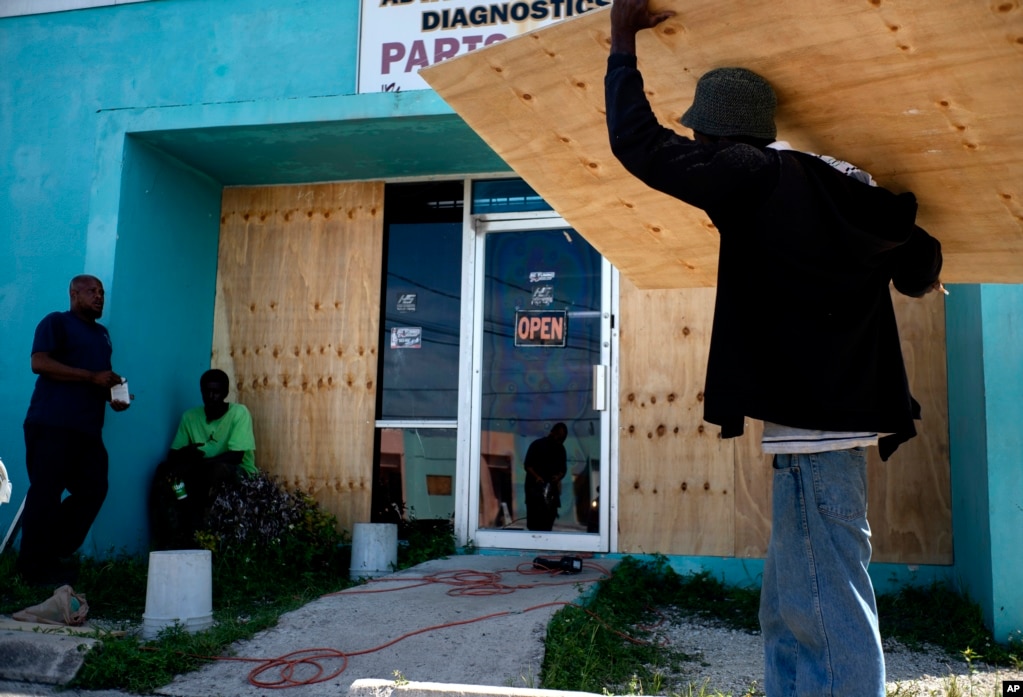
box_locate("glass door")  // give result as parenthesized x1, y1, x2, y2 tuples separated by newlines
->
(468, 215, 612, 552)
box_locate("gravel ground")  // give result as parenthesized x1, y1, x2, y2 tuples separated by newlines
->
(646, 613, 1023, 696)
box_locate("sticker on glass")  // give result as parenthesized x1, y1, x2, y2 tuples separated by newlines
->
(531, 285, 554, 306)
(390, 326, 422, 349)
(396, 293, 417, 313)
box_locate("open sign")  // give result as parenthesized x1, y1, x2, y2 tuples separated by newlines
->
(514, 310, 566, 347)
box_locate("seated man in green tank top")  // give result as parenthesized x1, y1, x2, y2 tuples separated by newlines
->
(169, 369, 256, 479)
(150, 369, 256, 549)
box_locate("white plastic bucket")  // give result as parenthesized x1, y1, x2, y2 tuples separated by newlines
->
(142, 549, 214, 640)
(349, 523, 398, 579)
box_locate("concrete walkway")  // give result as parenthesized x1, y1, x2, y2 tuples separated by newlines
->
(0, 554, 616, 697)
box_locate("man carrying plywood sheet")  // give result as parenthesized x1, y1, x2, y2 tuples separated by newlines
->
(605, 1, 944, 694)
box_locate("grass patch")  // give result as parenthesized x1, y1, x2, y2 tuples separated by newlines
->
(396, 518, 457, 570)
(541, 556, 694, 694)
(878, 582, 1023, 669)
(0, 538, 353, 693)
(0, 472, 458, 694)
(540, 556, 1022, 696)
(3, 533, 1017, 695)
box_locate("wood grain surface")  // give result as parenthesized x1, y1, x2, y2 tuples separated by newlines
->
(422, 0, 1023, 288)
(213, 183, 385, 533)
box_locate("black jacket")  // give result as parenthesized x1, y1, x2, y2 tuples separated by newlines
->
(605, 54, 942, 459)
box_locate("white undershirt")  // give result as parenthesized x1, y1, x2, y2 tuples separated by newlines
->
(762, 422, 879, 454)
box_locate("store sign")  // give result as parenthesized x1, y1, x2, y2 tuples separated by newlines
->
(514, 310, 566, 347)
(358, 0, 610, 93)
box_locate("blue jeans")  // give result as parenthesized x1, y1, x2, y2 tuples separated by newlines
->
(759, 449, 884, 697)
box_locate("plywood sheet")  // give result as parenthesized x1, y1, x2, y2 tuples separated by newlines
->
(616, 282, 734, 555)
(732, 418, 772, 558)
(214, 183, 385, 534)
(734, 288, 952, 563)
(868, 289, 953, 564)
(421, 0, 1023, 288)
(619, 284, 951, 563)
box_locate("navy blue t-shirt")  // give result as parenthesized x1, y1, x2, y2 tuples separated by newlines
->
(24, 311, 113, 437)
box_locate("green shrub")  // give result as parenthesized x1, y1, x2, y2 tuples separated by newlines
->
(206, 472, 342, 548)
(397, 518, 456, 569)
(199, 471, 349, 594)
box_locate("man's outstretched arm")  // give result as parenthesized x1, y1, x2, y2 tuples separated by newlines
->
(609, 0, 675, 56)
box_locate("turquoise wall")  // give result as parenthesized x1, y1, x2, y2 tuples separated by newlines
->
(0, 0, 353, 553)
(93, 138, 224, 552)
(981, 286, 1023, 643)
(0, 0, 496, 554)
(946, 286, 993, 623)
(946, 284, 1023, 643)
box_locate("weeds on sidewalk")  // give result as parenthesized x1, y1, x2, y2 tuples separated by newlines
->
(541, 556, 757, 695)
(540, 556, 1022, 696)
(878, 583, 1022, 668)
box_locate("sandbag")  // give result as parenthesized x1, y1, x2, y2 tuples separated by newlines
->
(13, 584, 89, 626)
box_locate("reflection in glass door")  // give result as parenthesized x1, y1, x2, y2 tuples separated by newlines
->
(469, 218, 611, 552)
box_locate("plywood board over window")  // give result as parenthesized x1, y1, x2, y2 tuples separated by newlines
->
(731, 291, 952, 564)
(618, 281, 952, 564)
(421, 0, 1023, 288)
(213, 183, 385, 534)
(617, 284, 734, 555)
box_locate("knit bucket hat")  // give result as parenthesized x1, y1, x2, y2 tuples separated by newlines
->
(680, 67, 777, 140)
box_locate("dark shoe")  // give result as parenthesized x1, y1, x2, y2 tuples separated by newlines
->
(17, 559, 78, 589)
(19, 569, 70, 589)
(54, 557, 80, 586)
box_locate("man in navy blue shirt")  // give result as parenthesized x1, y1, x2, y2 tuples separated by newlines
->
(17, 275, 131, 586)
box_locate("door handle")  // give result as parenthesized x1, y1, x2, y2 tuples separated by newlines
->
(592, 365, 607, 411)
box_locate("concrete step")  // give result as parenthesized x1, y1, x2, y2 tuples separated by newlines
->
(0, 625, 99, 685)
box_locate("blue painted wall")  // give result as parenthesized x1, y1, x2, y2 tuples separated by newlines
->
(946, 287, 992, 623)
(1, 0, 371, 552)
(92, 137, 224, 553)
(981, 286, 1023, 643)
(1, 0, 499, 553)
(977, 286, 1023, 642)
(946, 284, 1023, 643)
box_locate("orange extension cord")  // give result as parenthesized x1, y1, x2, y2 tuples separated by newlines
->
(170, 559, 655, 689)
